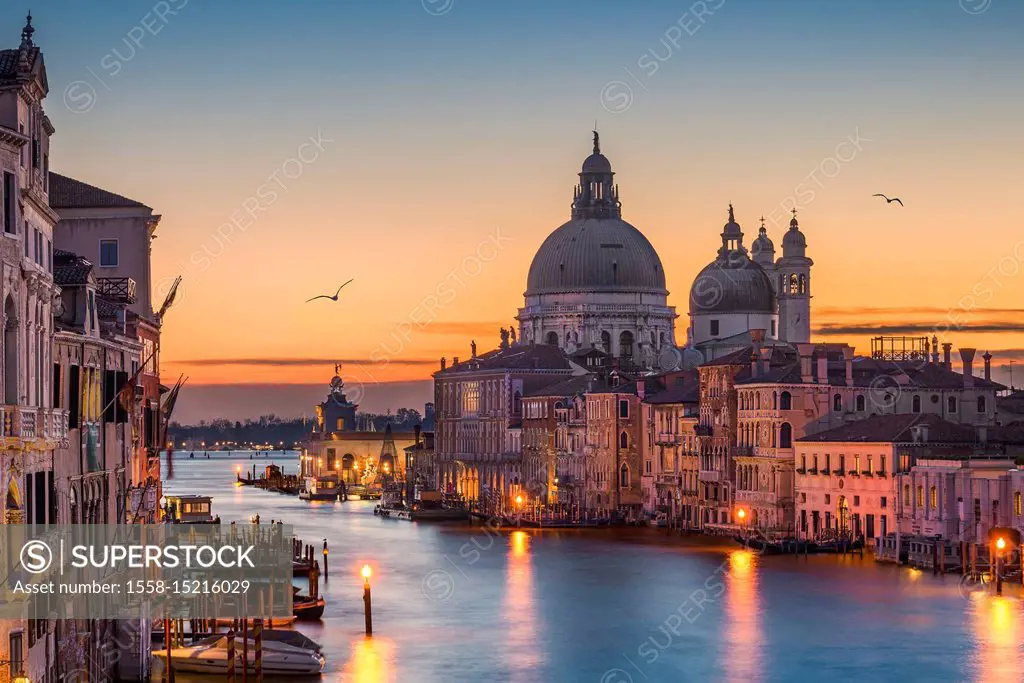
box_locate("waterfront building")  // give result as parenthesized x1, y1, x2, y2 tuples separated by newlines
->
(517, 134, 676, 364)
(0, 17, 67, 683)
(303, 371, 416, 482)
(641, 371, 700, 526)
(48, 172, 164, 522)
(433, 339, 578, 503)
(585, 375, 645, 512)
(795, 414, 985, 545)
(403, 428, 435, 491)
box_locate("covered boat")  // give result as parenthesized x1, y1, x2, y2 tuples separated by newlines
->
(155, 634, 325, 676)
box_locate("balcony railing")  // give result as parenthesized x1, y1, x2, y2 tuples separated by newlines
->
(698, 470, 720, 483)
(656, 432, 682, 445)
(734, 446, 754, 456)
(0, 406, 68, 440)
(97, 277, 138, 304)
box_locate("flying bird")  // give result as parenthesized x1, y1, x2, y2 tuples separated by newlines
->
(306, 279, 354, 302)
(872, 194, 903, 206)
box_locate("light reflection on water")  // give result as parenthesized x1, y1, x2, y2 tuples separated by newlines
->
(165, 453, 1024, 683)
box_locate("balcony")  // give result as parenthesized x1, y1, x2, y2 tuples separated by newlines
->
(734, 446, 754, 456)
(656, 432, 682, 445)
(876, 470, 887, 478)
(821, 469, 831, 476)
(97, 277, 138, 305)
(698, 470, 720, 483)
(0, 406, 68, 441)
(835, 468, 845, 477)
(796, 468, 807, 475)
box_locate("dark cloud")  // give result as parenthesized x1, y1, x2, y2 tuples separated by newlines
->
(816, 306, 1024, 317)
(815, 322, 1024, 335)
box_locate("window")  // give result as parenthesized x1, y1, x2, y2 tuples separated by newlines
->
(947, 396, 957, 413)
(825, 494, 831, 505)
(853, 495, 860, 506)
(912, 395, 921, 413)
(854, 455, 860, 474)
(1016, 492, 1022, 516)
(619, 431, 628, 449)
(880, 496, 887, 509)
(336, 418, 344, 430)
(600, 331, 611, 353)
(930, 486, 937, 509)
(780, 391, 792, 410)
(770, 320, 776, 337)
(856, 395, 865, 411)
(833, 394, 842, 412)
(619, 331, 634, 358)
(645, 460, 652, 475)
(3, 172, 15, 234)
(9, 631, 23, 677)
(879, 456, 886, 475)
(619, 464, 629, 488)
(780, 422, 792, 449)
(99, 239, 119, 267)
(545, 331, 558, 346)
(916, 485, 924, 506)
(978, 396, 987, 413)
(903, 484, 911, 506)
(619, 399, 629, 419)
(709, 320, 719, 336)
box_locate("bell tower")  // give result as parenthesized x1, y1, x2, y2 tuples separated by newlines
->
(776, 210, 812, 343)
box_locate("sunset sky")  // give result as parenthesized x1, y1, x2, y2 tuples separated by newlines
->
(11, 0, 1024, 421)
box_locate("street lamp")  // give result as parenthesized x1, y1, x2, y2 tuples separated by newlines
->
(361, 564, 373, 635)
(996, 536, 1007, 595)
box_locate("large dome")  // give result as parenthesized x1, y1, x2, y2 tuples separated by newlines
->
(689, 256, 775, 314)
(526, 217, 667, 295)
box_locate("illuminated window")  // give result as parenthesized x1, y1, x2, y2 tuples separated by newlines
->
(930, 486, 937, 509)
(916, 485, 924, 506)
(1015, 491, 1022, 517)
(336, 418, 344, 430)
(903, 484, 911, 506)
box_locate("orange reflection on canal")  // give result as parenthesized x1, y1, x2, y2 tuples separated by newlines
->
(723, 549, 763, 683)
(504, 531, 542, 680)
(342, 635, 397, 683)
(970, 594, 1022, 683)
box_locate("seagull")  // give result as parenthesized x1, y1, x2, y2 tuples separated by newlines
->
(872, 194, 903, 206)
(306, 279, 354, 302)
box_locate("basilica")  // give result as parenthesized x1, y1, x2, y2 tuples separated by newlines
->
(516, 133, 813, 366)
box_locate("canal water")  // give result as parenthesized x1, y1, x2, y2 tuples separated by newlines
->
(163, 452, 1024, 683)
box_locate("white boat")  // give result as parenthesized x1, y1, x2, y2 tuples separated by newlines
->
(155, 634, 325, 676)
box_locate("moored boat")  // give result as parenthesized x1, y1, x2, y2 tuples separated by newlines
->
(298, 476, 340, 501)
(155, 634, 324, 676)
(293, 595, 326, 620)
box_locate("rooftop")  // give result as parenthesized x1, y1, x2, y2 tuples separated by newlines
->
(49, 172, 150, 209)
(796, 413, 979, 444)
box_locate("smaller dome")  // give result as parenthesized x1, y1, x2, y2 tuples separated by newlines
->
(782, 216, 807, 257)
(751, 225, 775, 264)
(690, 257, 776, 314)
(582, 153, 612, 174)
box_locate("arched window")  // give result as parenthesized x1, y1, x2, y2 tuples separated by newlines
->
(856, 395, 865, 411)
(619, 431, 628, 449)
(929, 486, 937, 509)
(545, 331, 559, 346)
(947, 396, 958, 413)
(978, 396, 987, 413)
(619, 331, 634, 358)
(780, 391, 792, 411)
(789, 274, 799, 295)
(798, 274, 807, 294)
(4, 296, 18, 405)
(780, 423, 792, 449)
(619, 464, 630, 488)
(833, 394, 842, 412)
(601, 331, 611, 353)
(912, 395, 921, 413)
(916, 485, 924, 506)
(1016, 491, 1022, 516)
(755, 392, 761, 410)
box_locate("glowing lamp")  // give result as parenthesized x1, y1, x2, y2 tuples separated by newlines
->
(737, 508, 747, 521)
(997, 537, 1007, 550)
(515, 494, 523, 505)
(361, 564, 372, 580)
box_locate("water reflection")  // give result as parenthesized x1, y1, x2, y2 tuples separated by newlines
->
(970, 594, 1021, 683)
(342, 636, 396, 683)
(504, 531, 541, 680)
(723, 550, 762, 683)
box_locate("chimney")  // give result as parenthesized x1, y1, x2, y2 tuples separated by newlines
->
(983, 351, 992, 381)
(960, 348, 976, 388)
(816, 346, 829, 385)
(750, 351, 759, 378)
(751, 329, 766, 346)
(942, 343, 952, 369)
(760, 347, 771, 374)
(931, 335, 940, 364)
(842, 346, 854, 386)
(798, 343, 814, 383)
(414, 425, 421, 445)
(440, 357, 447, 371)
(637, 379, 645, 400)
